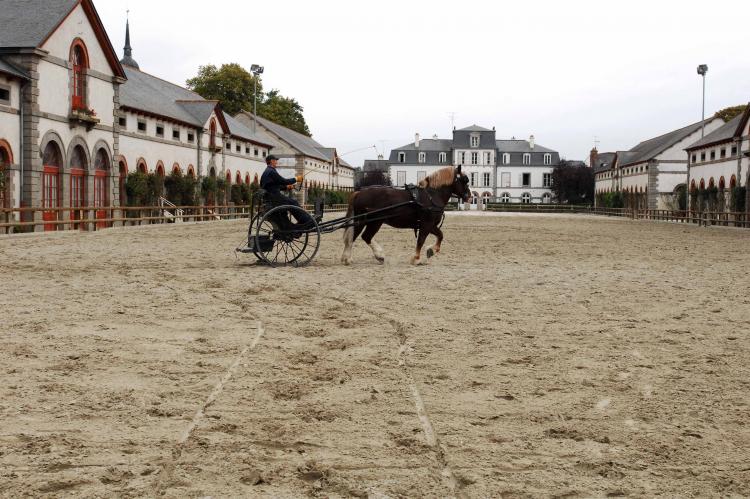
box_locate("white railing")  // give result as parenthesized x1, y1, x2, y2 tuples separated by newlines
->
(158, 197, 185, 223)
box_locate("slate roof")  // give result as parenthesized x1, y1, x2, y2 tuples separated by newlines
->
(592, 152, 617, 173)
(0, 0, 76, 48)
(496, 140, 556, 154)
(685, 109, 748, 150)
(0, 57, 29, 80)
(251, 114, 329, 162)
(457, 125, 493, 132)
(393, 139, 453, 152)
(121, 67, 207, 125)
(224, 114, 276, 147)
(618, 119, 715, 167)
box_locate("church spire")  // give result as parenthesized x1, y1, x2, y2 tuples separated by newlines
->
(120, 12, 140, 69)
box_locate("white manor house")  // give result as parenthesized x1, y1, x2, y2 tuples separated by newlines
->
(0, 0, 353, 230)
(388, 126, 560, 205)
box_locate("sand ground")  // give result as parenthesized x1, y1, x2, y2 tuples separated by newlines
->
(0, 214, 749, 498)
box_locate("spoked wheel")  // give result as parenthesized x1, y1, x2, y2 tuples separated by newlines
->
(255, 205, 321, 267)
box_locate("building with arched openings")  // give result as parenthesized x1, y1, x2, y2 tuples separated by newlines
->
(0, 0, 353, 231)
(685, 106, 750, 212)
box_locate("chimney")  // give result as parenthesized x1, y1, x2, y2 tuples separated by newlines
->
(415, 133, 420, 148)
(377, 154, 384, 160)
(590, 147, 599, 169)
(432, 134, 438, 140)
(529, 135, 535, 149)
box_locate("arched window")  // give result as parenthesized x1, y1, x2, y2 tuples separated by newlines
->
(253, 173, 259, 185)
(521, 192, 531, 204)
(209, 167, 216, 178)
(730, 175, 737, 189)
(690, 179, 696, 192)
(119, 160, 127, 205)
(94, 148, 109, 228)
(245, 173, 250, 185)
(70, 40, 89, 110)
(137, 159, 147, 174)
(699, 179, 705, 190)
(172, 163, 181, 175)
(0, 141, 12, 209)
(42, 142, 62, 231)
(156, 162, 165, 177)
(209, 119, 217, 149)
(236, 172, 242, 185)
(187, 165, 195, 178)
(718, 176, 725, 190)
(226, 171, 232, 185)
(708, 177, 715, 189)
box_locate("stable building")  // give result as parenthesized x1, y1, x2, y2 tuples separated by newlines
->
(388, 125, 560, 205)
(594, 118, 724, 209)
(235, 113, 355, 193)
(685, 106, 750, 212)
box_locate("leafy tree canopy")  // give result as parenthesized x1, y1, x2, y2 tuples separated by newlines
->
(713, 104, 747, 122)
(186, 63, 312, 136)
(551, 160, 594, 205)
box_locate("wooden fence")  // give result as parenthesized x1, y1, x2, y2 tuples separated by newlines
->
(0, 202, 350, 235)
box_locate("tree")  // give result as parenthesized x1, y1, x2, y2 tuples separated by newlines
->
(259, 90, 311, 136)
(551, 160, 594, 205)
(187, 63, 312, 136)
(714, 104, 747, 123)
(186, 63, 261, 116)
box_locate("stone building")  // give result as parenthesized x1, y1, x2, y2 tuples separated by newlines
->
(0, 0, 351, 231)
(593, 118, 724, 209)
(235, 113, 355, 195)
(386, 126, 560, 205)
(685, 106, 750, 212)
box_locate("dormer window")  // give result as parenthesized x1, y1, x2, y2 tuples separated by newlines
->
(70, 40, 89, 111)
(503, 153, 510, 165)
(418, 152, 426, 163)
(470, 135, 480, 148)
(398, 152, 406, 163)
(439, 152, 447, 163)
(544, 153, 551, 165)
(523, 153, 531, 165)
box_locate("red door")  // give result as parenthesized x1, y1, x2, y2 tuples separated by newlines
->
(94, 171, 108, 229)
(70, 168, 85, 230)
(42, 166, 59, 231)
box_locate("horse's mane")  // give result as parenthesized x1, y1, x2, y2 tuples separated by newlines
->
(418, 167, 455, 189)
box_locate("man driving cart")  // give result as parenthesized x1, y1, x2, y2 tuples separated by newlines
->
(260, 154, 315, 230)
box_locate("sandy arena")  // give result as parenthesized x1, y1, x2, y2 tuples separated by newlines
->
(1, 213, 749, 498)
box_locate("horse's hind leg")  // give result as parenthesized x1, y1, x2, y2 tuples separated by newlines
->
(426, 226, 444, 259)
(341, 222, 365, 265)
(361, 222, 385, 264)
(411, 227, 430, 265)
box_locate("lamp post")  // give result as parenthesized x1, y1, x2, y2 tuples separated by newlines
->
(250, 64, 264, 134)
(697, 64, 708, 137)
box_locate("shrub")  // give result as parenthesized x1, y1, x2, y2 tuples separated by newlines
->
(731, 186, 746, 213)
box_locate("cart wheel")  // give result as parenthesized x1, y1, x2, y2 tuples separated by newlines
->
(247, 215, 263, 260)
(255, 205, 321, 267)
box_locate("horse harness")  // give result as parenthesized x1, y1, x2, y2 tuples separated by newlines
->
(405, 184, 445, 237)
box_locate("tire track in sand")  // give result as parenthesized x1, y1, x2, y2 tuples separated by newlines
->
(152, 321, 264, 494)
(330, 294, 467, 498)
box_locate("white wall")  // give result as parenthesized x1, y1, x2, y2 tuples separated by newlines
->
(41, 4, 114, 78)
(389, 164, 447, 187)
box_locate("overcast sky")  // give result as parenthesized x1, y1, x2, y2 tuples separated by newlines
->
(96, 0, 750, 168)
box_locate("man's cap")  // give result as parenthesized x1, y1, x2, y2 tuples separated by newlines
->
(266, 154, 279, 163)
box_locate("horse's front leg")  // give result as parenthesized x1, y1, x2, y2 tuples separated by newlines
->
(411, 227, 430, 265)
(426, 226, 444, 259)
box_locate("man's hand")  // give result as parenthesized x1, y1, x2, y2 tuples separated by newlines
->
(295, 175, 304, 183)
(286, 184, 295, 191)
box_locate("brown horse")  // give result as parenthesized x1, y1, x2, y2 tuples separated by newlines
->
(341, 166, 471, 265)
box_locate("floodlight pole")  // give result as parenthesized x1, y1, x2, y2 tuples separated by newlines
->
(697, 64, 708, 138)
(251, 64, 264, 134)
